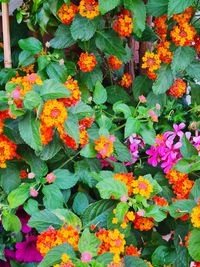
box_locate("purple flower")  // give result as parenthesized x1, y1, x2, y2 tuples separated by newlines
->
(125, 134, 144, 165)
(15, 236, 42, 263)
(16, 208, 32, 233)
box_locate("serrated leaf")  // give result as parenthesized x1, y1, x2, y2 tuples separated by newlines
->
(2, 211, 21, 233)
(125, 117, 141, 138)
(46, 62, 69, 83)
(64, 111, 80, 145)
(132, 75, 152, 100)
(152, 64, 173, 95)
(80, 143, 97, 158)
(180, 135, 198, 159)
(18, 50, 35, 67)
(78, 228, 101, 256)
(8, 183, 32, 209)
(168, 0, 195, 17)
(99, 0, 121, 14)
(19, 112, 42, 151)
(53, 169, 79, 190)
(115, 202, 129, 223)
(23, 91, 42, 110)
(114, 139, 133, 162)
(188, 229, 200, 261)
(73, 192, 89, 215)
(186, 62, 200, 81)
(50, 25, 75, 49)
(124, 256, 149, 267)
(113, 102, 132, 119)
(147, 0, 168, 17)
(93, 81, 107, 104)
(43, 184, 64, 210)
(19, 37, 43, 55)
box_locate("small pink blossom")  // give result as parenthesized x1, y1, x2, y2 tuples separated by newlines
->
(138, 95, 146, 103)
(11, 89, 21, 99)
(59, 59, 65, 65)
(28, 172, 35, 179)
(120, 195, 128, 202)
(46, 173, 56, 183)
(30, 188, 38, 198)
(149, 110, 158, 122)
(156, 103, 161, 110)
(137, 209, 145, 216)
(81, 252, 92, 263)
(109, 135, 116, 142)
(45, 41, 50, 48)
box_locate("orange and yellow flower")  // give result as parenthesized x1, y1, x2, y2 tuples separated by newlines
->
(79, 0, 99, 20)
(56, 225, 80, 250)
(40, 123, 54, 145)
(170, 23, 196, 46)
(0, 135, 17, 168)
(173, 7, 193, 25)
(125, 244, 140, 256)
(94, 135, 115, 158)
(166, 169, 188, 184)
(153, 196, 169, 206)
(191, 204, 200, 228)
(40, 100, 67, 128)
(78, 52, 97, 72)
(59, 76, 81, 107)
(119, 73, 133, 88)
(36, 227, 58, 256)
(132, 176, 153, 198)
(108, 56, 123, 71)
(113, 173, 134, 196)
(157, 41, 172, 64)
(142, 52, 161, 73)
(53, 253, 75, 267)
(168, 79, 187, 98)
(58, 3, 78, 25)
(113, 10, 133, 37)
(154, 15, 168, 40)
(133, 217, 154, 231)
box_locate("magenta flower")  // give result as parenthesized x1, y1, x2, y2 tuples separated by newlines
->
(16, 208, 32, 233)
(15, 236, 42, 263)
(124, 134, 144, 165)
(81, 252, 92, 263)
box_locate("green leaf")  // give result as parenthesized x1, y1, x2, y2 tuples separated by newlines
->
(71, 15, 97, 41)
(171, 46, 196, 73)
(188, 229, 200, 261)
(186, 62, 200, 80)
(93, 81, 107, 104)
(113, 102, 132, 119)
(0, 163, 20, 194)
(8, 183, 32, 209)
(78, 228, 101, 256)
(82, 200, 117, 228)
(50, 25, 75, 49)
(18, 37, 43, 55)
(73, 192, 89, 215)
(95, 31, 126, 60)
(190, 83, 200, 105)
(140, 124, 156, 145)
(169, 200, 196, 218)
(168, 0, 195, 17)
(24, 199, 39, 215)
(38, 244, 75, 267)
(190, 179, 200, 200)
(23, 91, 42, 110)
(144, 174, 162, 196)
(114, 139, 133, 162)
(53, 169, 79, 190)
(145, 205, 167, 222)
(28, 209, 63, 233)
(115, 202, 129, 223)
(39, 79, 71, 100)
(46, 62, 69, 83)
(37, 55, 50, 71)
(40, 138, 62, 161)
(132, 75, 152, 100)
(107, 85, 130, 104)
(52, 209, 82, 230)
(125, 117, 141, 138)
(43, 184, 64, 210)
(96, 178, 128, 199)
(18, 50, 35, 67)
(80, 143, 97, 158)
(124, 256, 149, 267)
(80, 67, 103, 90)
(147, 0, 168, 17)
(99, 0, 120, 14)
(64, 111, 80, 145)
(152, 64, 173, 95)
(152, 246, 176, 267)
(124, 0, 146, 37)
(19, 112, 42, 152)
(180, 135, 198, 159)
(2, 211, 21, 232)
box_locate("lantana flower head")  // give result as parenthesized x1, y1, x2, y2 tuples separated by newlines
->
(78, 52, 97, 72)
(113, 9, 133, 37)
(58, 3, 78, 25)
(79, 0, 99, 20)
(94, 135, 115, 158)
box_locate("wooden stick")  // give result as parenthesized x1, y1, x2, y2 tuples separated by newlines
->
(2, 3, 12, 68)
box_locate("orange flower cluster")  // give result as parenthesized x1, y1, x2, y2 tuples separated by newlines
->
(194, 36, 200, 54)
(0, 110, 11, 134)
(170, 23, 196, 46)
(113, 173, 134, 196)
(108, 56, 123, 71)
(40, 100, 67, 145)
(166, 170, 194, 199)
(154, 15, 168, 40)
(153, 196, 169, 206)
(36, 225, 79, 257)
(142, 52, 161, 80)
(58, 3, 78, 25)
(16, 64, 35, 76)
(191, 201, 200, 228)
(59, 76, 81, 107)
(168, 79, 187, 98)
(112, 209, 135, 229)
(133, 216, 154, 231)
(125, 244, 140, 256)
(79, 0, 99, 20)
(96, 228, 126, 263)
(53, 253, 75, 267)
(0, 135, 17, 168)
(157, 41, 172, 64)
(94, 135, 115, 158)
(119, 73, 133, 88)
(78, 52, 97, 72)
(113, 10, 133, 37)
(132, 176, 153, 199)
(20, 170, 28, 179)
(172, 7, 193, 25)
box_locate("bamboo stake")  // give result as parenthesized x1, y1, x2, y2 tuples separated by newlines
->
(2, 3, 12, 68)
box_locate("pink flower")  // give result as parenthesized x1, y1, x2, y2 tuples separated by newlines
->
(16, 208, 32, 233)
(137, 209, 145, 216)
(59, 59, 65, 65)
(124, 134, 144, 165)
(28, 172, 35, 179)
(81, 252, 92, 263)
(120, 195, 128, 202)
(139, 95, 146, 103)
(109, 135, 116, 142)
(156, 103, 161, 110)
(149, 110, 158, 122)
(11, 89, 20, 99)
(15, 236, 43, 262)
(46, 173, 56, 183)
(30, 188, 38, 198)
